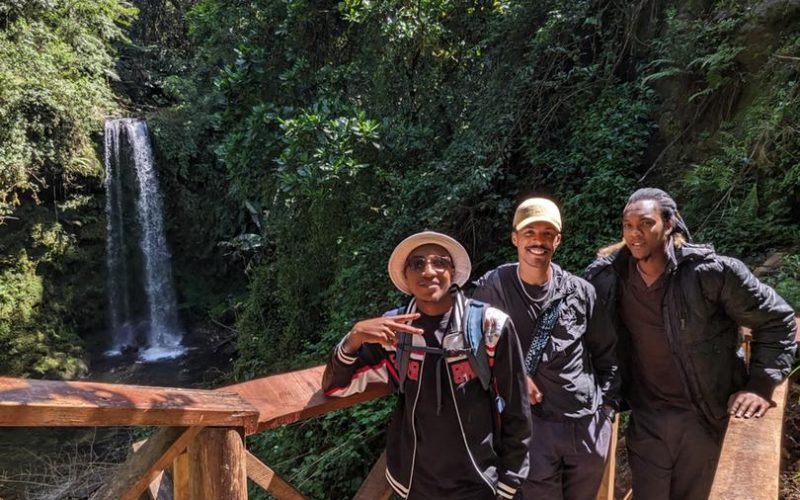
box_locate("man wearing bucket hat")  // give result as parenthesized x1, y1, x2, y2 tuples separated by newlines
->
(473, 198, 620, 500)
(323, 231, 532, 500)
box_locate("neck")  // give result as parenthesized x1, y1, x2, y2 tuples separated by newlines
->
(415, 294, 454, 316)
(518, 262, 552, 286)
(636, 248, 668, 279)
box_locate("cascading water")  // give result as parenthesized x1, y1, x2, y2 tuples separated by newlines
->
(103, 118, 186, 361)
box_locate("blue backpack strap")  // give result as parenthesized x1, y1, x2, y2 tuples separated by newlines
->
(387, 305, 412, 393)
(465, 299, 506, 426)
(523, 298, 562, 376)
(465, 299, 492, 391)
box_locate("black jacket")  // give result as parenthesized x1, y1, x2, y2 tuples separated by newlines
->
(322, 292, 531, 500)
(473, 263, 621, 419)
(585, 242, 797, 429)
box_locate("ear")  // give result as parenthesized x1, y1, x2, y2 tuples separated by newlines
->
(511, 231, 519, 248)
(664, 217, 674, 236)
(553, 232, 562, 250)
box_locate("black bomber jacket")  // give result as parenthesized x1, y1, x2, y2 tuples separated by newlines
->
(321, 292, 531, 500)
(585, 242, 797, 429)
(473, 263, 622, 420)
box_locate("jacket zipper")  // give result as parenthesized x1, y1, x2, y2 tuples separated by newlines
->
(405, 354, 425, 497)
(445, 356, 497, 495)
(662, 275, 711, 422)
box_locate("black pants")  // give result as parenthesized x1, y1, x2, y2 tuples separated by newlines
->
(520, 409, 613, 500)
(626, 409, 723, 500)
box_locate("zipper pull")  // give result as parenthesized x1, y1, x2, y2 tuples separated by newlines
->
(495, 395, 506, 414)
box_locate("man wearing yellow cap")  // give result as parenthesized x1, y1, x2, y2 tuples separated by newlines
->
(473, 199, 620, 499)
(323, 231, 532, 500)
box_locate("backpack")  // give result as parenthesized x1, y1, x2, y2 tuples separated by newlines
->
(390, 300, 505, 418)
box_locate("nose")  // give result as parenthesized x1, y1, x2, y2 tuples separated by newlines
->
(625, 227, 643, 238)
(420, 262, 437, 277)
(529, 235, 545, 246)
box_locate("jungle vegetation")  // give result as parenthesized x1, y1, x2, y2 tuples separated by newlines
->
(1, 0, 799, 497)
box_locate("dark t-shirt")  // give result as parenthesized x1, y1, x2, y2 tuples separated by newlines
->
(409, 312, 494, 499)
(475, 265, 553, 355)
(520, 278, 553, 319)
(619, 258, 692, 412)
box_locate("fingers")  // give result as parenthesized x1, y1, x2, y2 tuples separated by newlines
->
(750, 402, 769, 419)
(728, 391, 771, 419)
(352, 314, 423, 346)
(729, 396, 747, 418)
(390, 313, 422, 322)
(386, 320, 424, 335)
(527, 377, 543, 405)
(740, 399, 769, 418)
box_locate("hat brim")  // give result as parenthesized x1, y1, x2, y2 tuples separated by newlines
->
(514, 215, 561, 232)
(388, 231, 471, 295)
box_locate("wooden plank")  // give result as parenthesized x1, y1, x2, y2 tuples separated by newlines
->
(595, 413, 619, 500)
(131, 440, 167, 500)
(708, 378, 789, 500)
(91, 426, 203, 500)
(246, 450, 306, 500)
(353, 450, 391, 500)
(173, 452, 190, 500)
(221, 365, 391, 434)
(188, 428, 247, 500)
(0, 378, 258, 432)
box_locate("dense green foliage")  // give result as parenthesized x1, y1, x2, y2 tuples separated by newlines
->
(0, 0, 135, 216)
(0, 0, 135, 377)
(1, 0, 799, 495)
(140, 0, 800, 496)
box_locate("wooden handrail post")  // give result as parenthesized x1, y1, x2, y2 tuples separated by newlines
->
(595, 414, 619, 500)
(188, 428, 247, 500)
(173, 452, 190, 500)
(353, 450, 391, 500)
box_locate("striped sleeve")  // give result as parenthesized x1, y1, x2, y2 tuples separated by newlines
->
(334, 337, 359, 365)
(322, 335, 398, 398)
(496, 480, 517, 499)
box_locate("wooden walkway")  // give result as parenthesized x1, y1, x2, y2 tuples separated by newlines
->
(0, 322, 795, 500)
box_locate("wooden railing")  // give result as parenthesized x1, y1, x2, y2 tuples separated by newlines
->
(709, 378, 790, 500)
(707, 317, 799, 500)
(0, 367, 389, 500)
(0, 338, 794, 500)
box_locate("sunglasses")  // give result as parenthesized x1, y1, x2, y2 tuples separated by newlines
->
(406, 255, 454, 273)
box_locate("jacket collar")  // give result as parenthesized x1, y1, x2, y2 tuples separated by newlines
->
(406, 288, 468, 337)
(586, 239, 715, 280)
(548, 263, 573, 301)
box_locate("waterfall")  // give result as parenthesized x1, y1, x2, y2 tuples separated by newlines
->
(103, 118, 186, 361)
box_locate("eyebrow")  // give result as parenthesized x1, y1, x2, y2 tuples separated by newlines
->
(622, 215, 656, 222)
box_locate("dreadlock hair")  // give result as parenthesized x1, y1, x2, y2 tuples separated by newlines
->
(626, 188, 692, 243)
(596, 188, 691, 258)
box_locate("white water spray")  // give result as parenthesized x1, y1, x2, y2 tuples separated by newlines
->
(103, 118, 185, 361)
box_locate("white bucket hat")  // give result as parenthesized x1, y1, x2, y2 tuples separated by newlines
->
(387, 231, 472, 295)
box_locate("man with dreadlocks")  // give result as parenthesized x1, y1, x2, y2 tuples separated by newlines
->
(586, 188, 797, 500)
